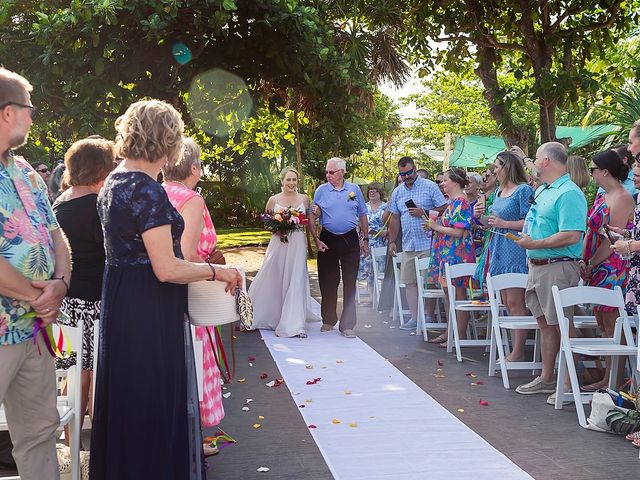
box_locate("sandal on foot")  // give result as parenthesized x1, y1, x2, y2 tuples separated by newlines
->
(429, 334, 448, 344)
(581, 382, 606, 393)
(626, 431, 640, 442)
(203, 444, 219, 457)
(505, 353, 525, 362)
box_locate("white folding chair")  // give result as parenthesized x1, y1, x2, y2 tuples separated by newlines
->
(444, 263, 492, 362)
(391, 253, 411, 326)
(0, 321, 84, 480)
(370, 246, 387, 310)
(551, 285, 638, 427)
(486, 273, 541, 388)
(414, 256, 446, 341)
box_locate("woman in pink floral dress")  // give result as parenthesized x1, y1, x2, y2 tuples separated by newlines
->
(425, 168, 475, 346)
(163, 138, 223, 456)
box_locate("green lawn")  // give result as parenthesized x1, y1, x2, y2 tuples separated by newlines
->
(216, 227, 272, 249)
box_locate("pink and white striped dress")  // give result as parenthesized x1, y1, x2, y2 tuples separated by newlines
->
(164, 181, 223, 427)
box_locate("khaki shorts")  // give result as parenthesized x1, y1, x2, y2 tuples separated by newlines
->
(400, 251, 429, 285)
(525, 260, 581, 325)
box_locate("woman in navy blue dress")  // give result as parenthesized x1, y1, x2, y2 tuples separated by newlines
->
(90, 100, 241, 480)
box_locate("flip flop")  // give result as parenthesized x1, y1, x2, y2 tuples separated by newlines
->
(428, 334, 448, 344)
(581, 383, 606, 393)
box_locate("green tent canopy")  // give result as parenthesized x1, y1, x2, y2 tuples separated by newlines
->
(448, 125, 619, 168)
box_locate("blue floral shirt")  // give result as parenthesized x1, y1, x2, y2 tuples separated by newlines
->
(0, 154, 57, 345)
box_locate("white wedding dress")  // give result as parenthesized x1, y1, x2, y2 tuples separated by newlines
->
(248, 203, 321, 337)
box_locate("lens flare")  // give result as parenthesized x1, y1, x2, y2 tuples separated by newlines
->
(171, 42, 192, 65)
(186, 69, 253, 139)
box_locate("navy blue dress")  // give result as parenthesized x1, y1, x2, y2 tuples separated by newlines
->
(90, 171, 200, 479)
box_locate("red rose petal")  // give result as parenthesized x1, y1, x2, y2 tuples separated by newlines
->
(476, 380, 485, 385)
(248, 356, 256, 362)
(298, 405, 305, 408)
(479, 399, 489, 406)
(260, 373, 268, 379)
(308, 424, 317, 429)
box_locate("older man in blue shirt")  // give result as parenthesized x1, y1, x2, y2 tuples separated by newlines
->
(309, 157, 368, 338)
(387, 157, 446, 330)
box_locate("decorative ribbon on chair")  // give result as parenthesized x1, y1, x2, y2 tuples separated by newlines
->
(22, 312, 72, 358)
(205, 325, 236, 383)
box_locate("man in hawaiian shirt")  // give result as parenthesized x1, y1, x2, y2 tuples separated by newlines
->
(0, 67, 71, 480)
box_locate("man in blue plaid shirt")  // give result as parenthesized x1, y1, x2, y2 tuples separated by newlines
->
(388, 157, 446, 330)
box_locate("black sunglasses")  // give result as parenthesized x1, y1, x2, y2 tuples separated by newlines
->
(399, 168, 415, 177)
(0, 101, 36, 118)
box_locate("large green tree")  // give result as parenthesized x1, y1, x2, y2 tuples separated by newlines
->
(402, 0, 640, 149)
(0, 1, 377, 163)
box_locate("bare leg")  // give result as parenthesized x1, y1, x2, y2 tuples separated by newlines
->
(455, 286, 470, 340)
(425, 298, 436, 317)
(537, 316, 560, 384)
(503, 288, 529, 362)
(405, 284, 419, 321)
(583, 310, 620, 389)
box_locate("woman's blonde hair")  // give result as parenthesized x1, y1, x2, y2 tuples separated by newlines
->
(566, 155, 590, 190)
(163, 137, 201, 181)
(115, 100, 184, 165)
(280, 166, 299, 182)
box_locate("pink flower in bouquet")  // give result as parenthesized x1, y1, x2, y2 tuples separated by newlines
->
(291, 216, 300, 225)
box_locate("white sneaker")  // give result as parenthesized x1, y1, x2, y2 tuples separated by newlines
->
(546, 386, 574, 406)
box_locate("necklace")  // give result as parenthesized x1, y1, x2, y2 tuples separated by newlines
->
(168, 180, 193, 191)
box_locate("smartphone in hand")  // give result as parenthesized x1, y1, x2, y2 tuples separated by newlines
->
(405, 199, 417, 209)
(603, 224, 623, 244)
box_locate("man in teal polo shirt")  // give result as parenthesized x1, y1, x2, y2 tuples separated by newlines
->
(514, 142, 587, 398)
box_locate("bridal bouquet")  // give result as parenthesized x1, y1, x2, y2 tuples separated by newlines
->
(260, 208, 308, 243)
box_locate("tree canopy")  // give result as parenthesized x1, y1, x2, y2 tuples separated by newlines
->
(401, 0, 640, 149)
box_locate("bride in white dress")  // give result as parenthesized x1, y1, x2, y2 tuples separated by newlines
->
(249, 167, 320, 337)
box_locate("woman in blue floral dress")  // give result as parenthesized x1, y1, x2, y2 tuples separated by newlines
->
(358, 183, 387, 291)
(475, 150, 533, 361)
(425, 168, 475, 345)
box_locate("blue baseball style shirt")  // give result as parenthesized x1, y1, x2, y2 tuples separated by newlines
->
(388, 176, 446, 252)
(313, 181, 367, 234)
(524, 174, 587, 259)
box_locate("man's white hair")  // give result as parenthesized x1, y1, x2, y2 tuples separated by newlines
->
(327, 156, 346, 171)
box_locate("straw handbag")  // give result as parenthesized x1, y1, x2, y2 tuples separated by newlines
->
(188, 280, 239, 327)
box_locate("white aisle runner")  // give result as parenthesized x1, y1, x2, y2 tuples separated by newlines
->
(261, 328, 533, 480)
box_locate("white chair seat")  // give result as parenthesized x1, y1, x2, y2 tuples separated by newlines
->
(551, 285, 638, 428)
(572, 345, 637, 356)
(444, 263, 492, 361)
(486, 273, 543, 389)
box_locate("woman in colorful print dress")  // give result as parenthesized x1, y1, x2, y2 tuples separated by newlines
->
(357, 182, 387, 291)
(425, 168, 475, 346)
(163, 137, 224, 456)
(581, 150, 634, 391)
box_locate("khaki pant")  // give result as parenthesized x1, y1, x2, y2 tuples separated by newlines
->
(0, 336, 60, 480)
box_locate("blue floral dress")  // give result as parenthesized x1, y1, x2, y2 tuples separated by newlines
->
(358, 201, 387, 283)
(427, 196, 475, 287)
(480, 184, 533, 280)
